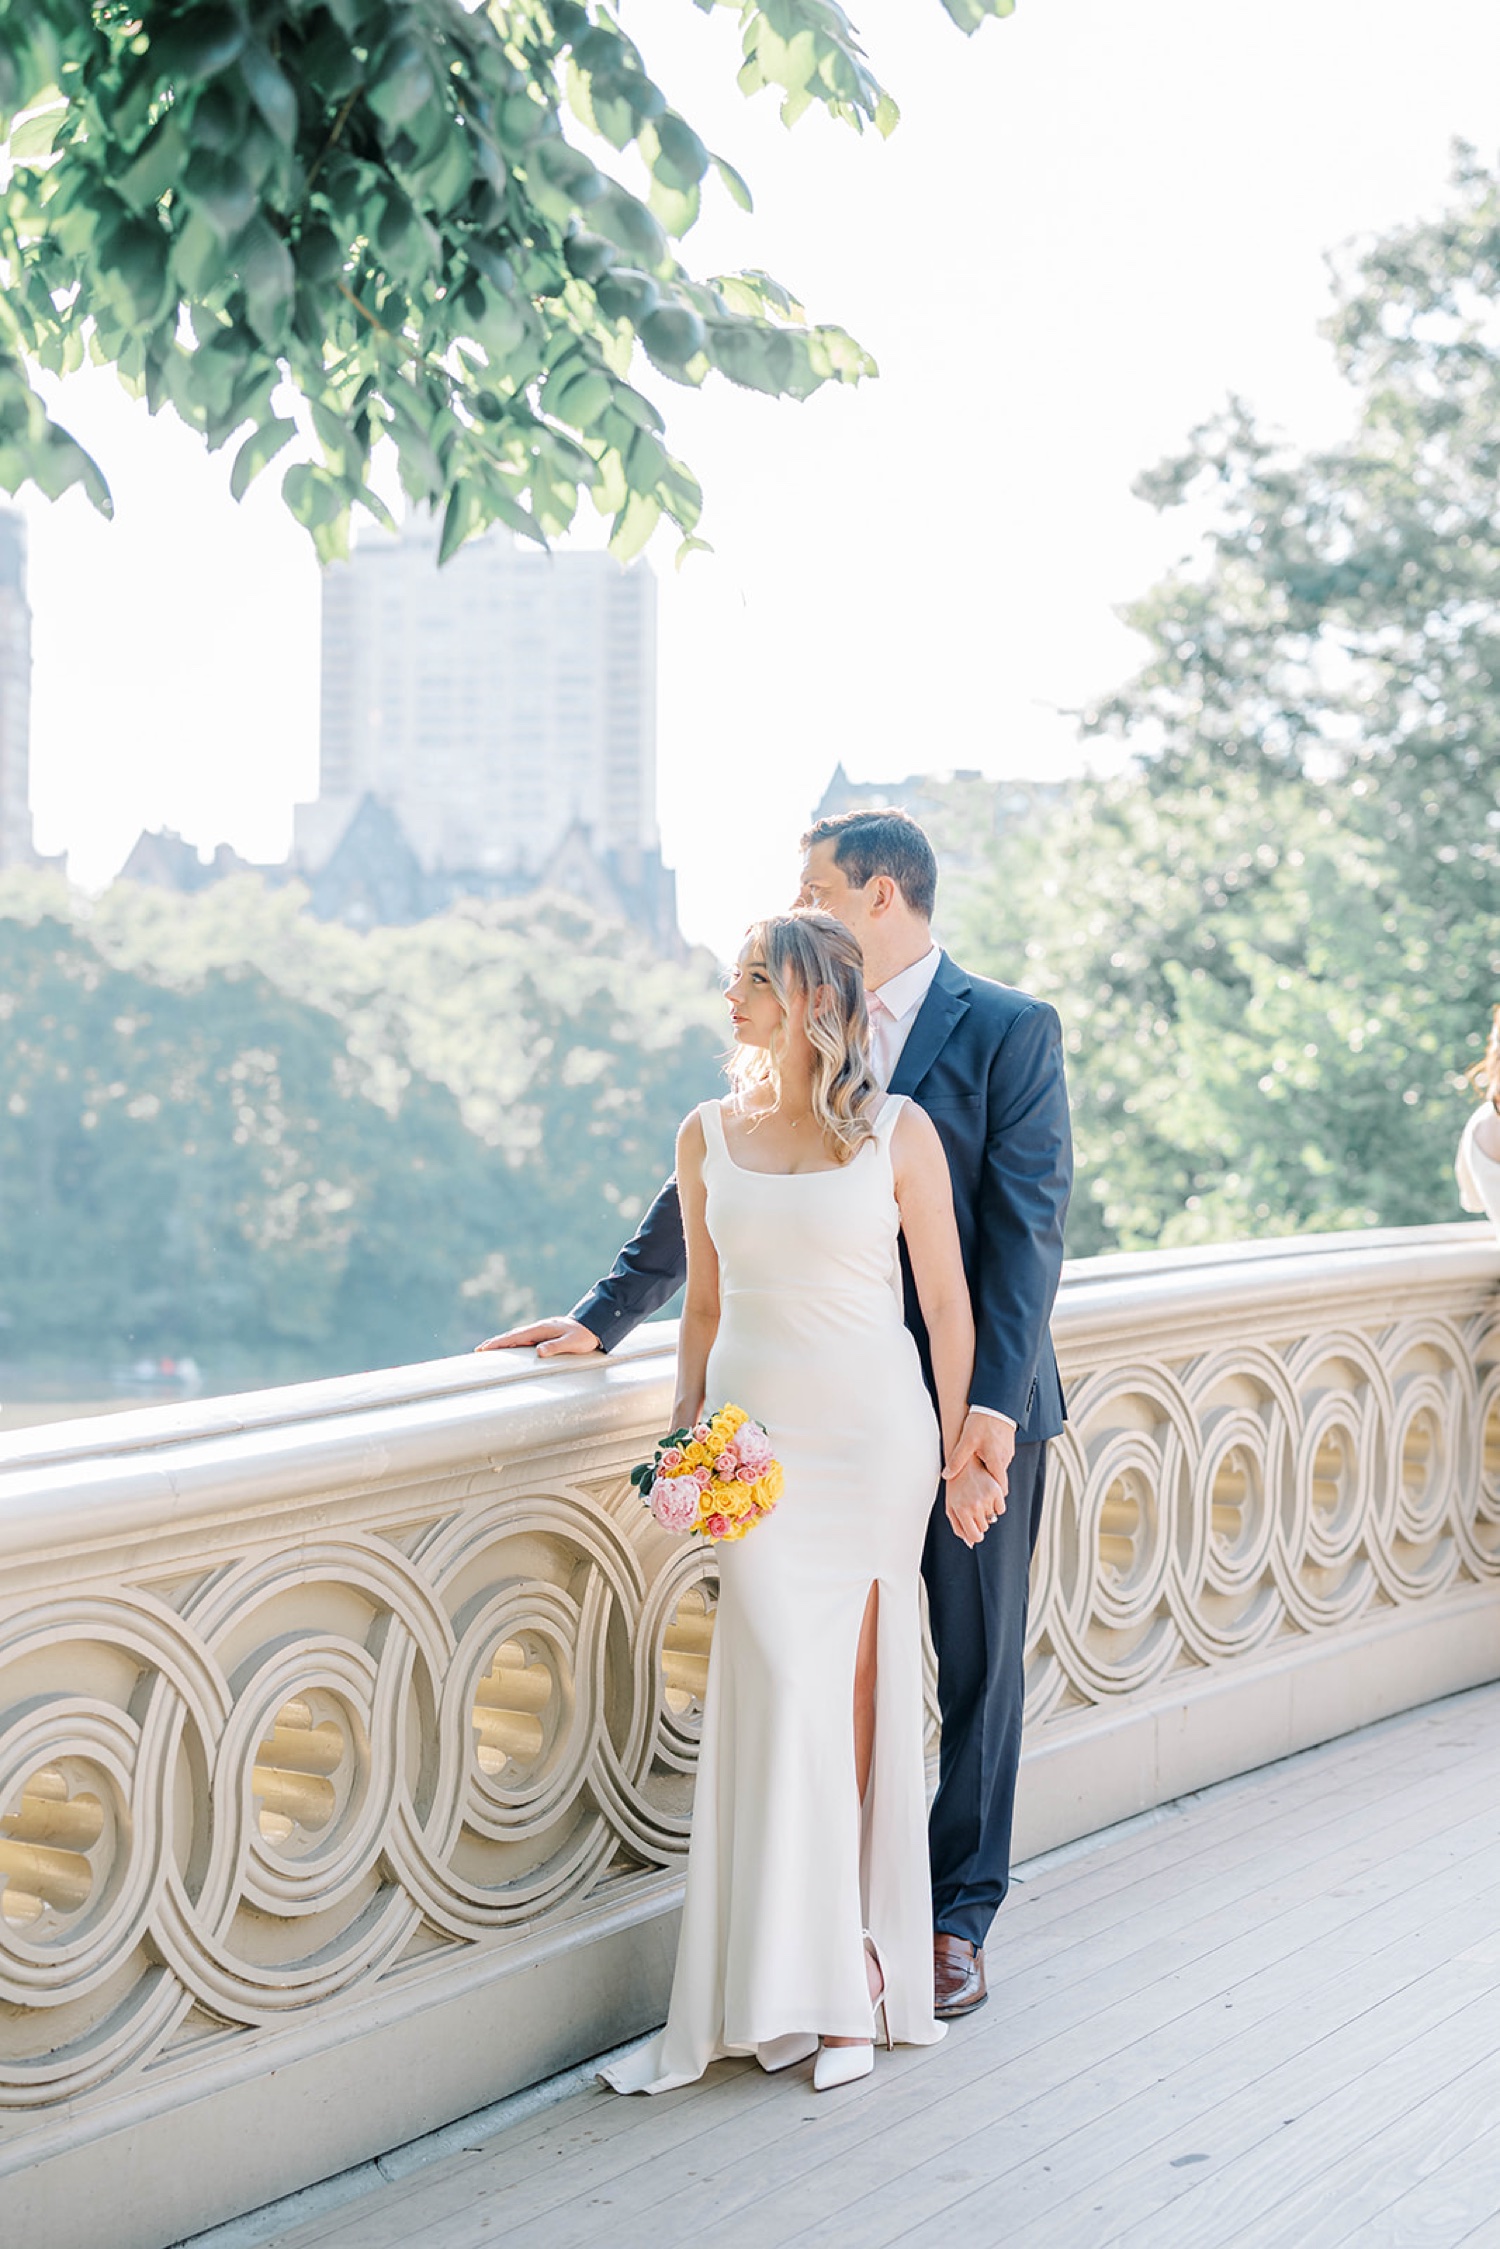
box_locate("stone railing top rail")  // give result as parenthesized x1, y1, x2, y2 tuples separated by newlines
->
(1, 1221, 1494, 1569)
(1056, 1218, 1499, 1344)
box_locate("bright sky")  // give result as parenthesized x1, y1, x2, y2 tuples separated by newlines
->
(18, 0, 1500, 958)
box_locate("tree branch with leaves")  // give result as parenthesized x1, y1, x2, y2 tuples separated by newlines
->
(0, 0, 1015, 561)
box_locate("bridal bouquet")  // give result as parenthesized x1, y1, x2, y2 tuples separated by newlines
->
(631, 1404, 784, 1544)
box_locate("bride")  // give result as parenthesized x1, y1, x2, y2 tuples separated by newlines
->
(603, 910, 984, 2096)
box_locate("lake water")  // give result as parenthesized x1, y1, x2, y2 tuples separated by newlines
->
(0, 1358, 361, 1437)
(0, 1396, 164, 1433)
(0, 1365, 226, 1437)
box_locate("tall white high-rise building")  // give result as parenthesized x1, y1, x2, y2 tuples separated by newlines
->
(295, 515, 657, 882)
(0, 510, 35, 870)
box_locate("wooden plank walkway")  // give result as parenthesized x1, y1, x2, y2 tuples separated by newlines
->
(257, 1683, 1500, 2249)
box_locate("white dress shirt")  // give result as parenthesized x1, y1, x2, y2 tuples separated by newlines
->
(867, 944, 1015, 1433)
(866, 944, 943, 1088)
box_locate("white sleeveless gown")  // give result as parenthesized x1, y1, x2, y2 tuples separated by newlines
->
(604, 1095, 946, 2091)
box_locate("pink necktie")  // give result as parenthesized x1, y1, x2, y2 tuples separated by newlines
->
(867, 990, 895, 1087)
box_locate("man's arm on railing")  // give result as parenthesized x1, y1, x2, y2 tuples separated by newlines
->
(476, 1176, 688, 1358)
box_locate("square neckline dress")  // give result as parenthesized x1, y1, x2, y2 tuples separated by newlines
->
(603, 1093, 947, 2091)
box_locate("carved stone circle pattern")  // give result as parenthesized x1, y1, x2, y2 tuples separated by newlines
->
(0, 1473, 702, 2108)
(1, 1282, 1496, 2110)
(1025, 1306, 1500, 1726)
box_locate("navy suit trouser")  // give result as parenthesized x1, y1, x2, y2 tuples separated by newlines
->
(922, 1438, 1047, 1951)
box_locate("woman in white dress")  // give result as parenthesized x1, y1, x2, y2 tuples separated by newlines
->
(1458, 1006, 1500, 1232)
(604, 910, 981, 2096)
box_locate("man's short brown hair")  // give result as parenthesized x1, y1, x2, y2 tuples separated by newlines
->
(801, 808, 938, 921)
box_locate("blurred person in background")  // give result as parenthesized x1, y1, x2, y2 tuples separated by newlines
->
(1457, 1006, 1500, 1230)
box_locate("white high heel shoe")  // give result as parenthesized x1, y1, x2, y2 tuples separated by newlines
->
(813, 2039, 874, 2091)
(813, 1932, 891, 2092)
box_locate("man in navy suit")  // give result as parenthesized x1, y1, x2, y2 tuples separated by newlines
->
(481, 810, 1072, 2018)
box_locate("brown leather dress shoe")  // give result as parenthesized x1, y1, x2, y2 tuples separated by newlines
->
(933, 1933, 987, 2019)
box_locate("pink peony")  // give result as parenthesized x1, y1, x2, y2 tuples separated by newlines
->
(737, 1424, 773, 1467)
(704, 1514, 731, 1541)
(650, 1476, 701, 1534)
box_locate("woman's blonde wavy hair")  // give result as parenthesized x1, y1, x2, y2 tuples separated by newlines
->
(728, 910, 881, 1163)
(1467, 1005, 1500, 1105)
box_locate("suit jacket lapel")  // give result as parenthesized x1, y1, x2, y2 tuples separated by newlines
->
(889, 952, 970, 1095)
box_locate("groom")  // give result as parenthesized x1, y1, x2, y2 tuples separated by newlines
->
(480, 809, 1072, 2018)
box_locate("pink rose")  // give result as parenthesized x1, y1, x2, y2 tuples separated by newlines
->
(704, 1514, 731, 1541)
(715, 1447, 739, 1478)
(692, 1465, 713, 1489)
(650, 1477, 700, 1534)
(659, 1446, 684, 1470)
(693, 1422, 712, 1444)
(737, 1462, 760, 1483)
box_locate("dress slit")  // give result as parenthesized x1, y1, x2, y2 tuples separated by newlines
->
(854, 1578, 880, 1811)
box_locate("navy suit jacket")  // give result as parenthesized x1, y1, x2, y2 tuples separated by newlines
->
(571, 953, 1072, 1445)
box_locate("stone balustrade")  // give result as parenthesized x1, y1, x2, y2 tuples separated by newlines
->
(2, 1221, 1497, 2247)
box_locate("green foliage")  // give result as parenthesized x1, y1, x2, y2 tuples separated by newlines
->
(956, 149, 1500, 1255)
(1091, 147, 1500, 909)
(0, 910, 503, 1368)
(956, 770, 1490, 1255)
(0, 0, 1012, 560)
(0, 872, 725, 1377)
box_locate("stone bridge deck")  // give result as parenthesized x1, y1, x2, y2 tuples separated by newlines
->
(211, 1681, 1500, 2249)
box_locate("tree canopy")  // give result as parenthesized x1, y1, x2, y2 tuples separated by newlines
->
(0, 0, 1014, 561)
(0, 869, 723, 1378)
(957, 147, 1500, 1255)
